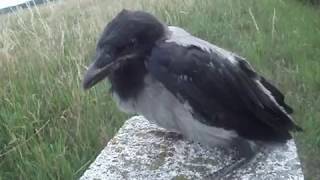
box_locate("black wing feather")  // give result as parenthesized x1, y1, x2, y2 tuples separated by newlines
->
(235, 55, 294, 114)
(148, 42, 301, 142)
(260, 77, 294, 114)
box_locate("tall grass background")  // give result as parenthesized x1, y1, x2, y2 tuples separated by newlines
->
(0, 0, 319, 179)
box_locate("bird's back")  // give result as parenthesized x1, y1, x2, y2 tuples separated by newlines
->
(146, 26, 301, 142)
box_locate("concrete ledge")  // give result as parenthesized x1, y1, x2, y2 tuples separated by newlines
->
(81, 116, 304, 180)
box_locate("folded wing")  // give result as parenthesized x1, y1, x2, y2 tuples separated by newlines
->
(148, 42, 301, 142)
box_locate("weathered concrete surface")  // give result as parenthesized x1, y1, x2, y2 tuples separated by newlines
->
(81, 116, 304, 180)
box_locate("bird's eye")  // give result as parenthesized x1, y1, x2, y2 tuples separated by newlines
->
(116, 39, 137, 53)
(128, 38, 137, 47)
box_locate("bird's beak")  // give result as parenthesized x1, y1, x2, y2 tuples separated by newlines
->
(82, 52, 114, 90)
(83, 49, 138, 90)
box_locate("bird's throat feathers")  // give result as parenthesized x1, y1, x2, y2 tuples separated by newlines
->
(109, 58, 148, 100)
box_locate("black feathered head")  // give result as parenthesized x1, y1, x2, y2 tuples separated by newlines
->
(83, 9, 165, 89)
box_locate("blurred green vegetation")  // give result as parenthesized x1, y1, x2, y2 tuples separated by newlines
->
(0, 0, 319, 179)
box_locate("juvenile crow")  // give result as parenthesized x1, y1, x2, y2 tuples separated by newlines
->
(83, 9, 301, 176)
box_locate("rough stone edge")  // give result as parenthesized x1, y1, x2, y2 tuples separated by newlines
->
(81, 116, 304, 180)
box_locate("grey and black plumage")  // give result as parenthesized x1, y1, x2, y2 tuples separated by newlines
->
(83, 9, 301, 164)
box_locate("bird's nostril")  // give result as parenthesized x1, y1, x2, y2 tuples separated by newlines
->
(95, 53, 112, 68)
(103, 54, 112, 62)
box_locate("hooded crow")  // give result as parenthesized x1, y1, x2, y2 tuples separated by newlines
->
(83, 9, 301, 176)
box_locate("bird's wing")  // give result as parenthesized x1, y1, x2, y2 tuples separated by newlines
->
(148, 42, 301, 142)
(259, 76, 293, 114)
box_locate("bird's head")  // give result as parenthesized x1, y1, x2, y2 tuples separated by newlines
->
(83, 9, 165, 89)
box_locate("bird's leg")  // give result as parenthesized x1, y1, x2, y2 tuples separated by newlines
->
(210, 138, 260, 180)
(149, 130, 184, 141)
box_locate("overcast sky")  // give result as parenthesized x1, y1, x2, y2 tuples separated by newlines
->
(0, 0, 31, 9)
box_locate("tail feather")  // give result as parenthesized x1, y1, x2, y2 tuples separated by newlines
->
(260, 77, 293, 114)
(259, 77, 302, 132)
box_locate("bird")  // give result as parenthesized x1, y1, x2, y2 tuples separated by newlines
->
(83, 9, 302, 176)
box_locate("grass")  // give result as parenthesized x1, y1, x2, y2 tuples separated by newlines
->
(0, 0, 319, 179)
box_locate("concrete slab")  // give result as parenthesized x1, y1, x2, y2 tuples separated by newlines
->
(81, 116, 304, 180)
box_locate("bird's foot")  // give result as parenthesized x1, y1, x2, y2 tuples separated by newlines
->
(211, 156, 256, 180)
(208, 139, 260, 180)
(149, 130, 184, 141)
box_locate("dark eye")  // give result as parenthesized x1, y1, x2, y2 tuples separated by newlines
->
(116, 39, 137, 53)
(128, 38, 137, 48)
